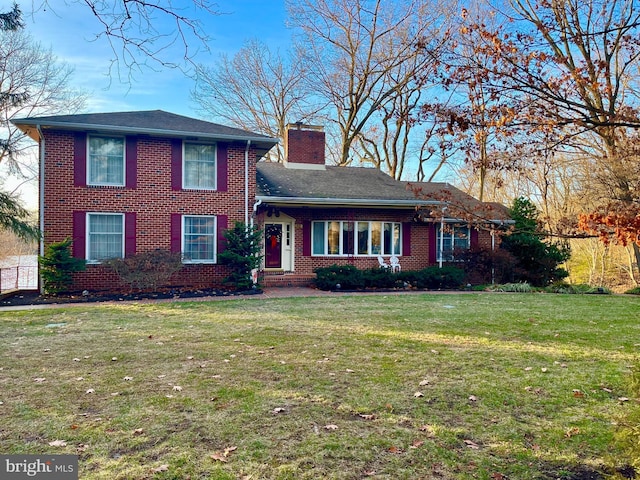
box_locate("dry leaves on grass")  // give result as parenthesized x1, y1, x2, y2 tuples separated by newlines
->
(211, 446, 237, 462)
(150, 464, 169, 473)
(324, 424, 339, 431)
(48, 440, 67, 447)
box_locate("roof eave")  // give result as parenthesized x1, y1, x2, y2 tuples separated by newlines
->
(11, 119, 279, 146)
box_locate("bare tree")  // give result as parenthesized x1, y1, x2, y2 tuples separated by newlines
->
(288, 0, 451, 167)
(1, 7, 85, 240)
(193, 40, 318, 162)
(33, 0, 221, 80)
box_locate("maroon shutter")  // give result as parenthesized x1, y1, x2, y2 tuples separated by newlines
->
(125, 213, 136, 257)
(402, 222, 411, 256)
(217, 143, 228, 192)
(170, 214, 182, 253)
(217, 215, 228, 256)
(74, 132, 87, 187)
(470, 228, 479, 249)
(302, 220, 311, 256)
(126, 137, 137, 189)
(72, 211, 86, 259)
(170, 139, 182, 191)
(428, 223, 437, 265)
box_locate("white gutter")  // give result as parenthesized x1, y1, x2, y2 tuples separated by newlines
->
(255, 196, 444, 208)
(245, 140, 251, 226)
(251, 199, 263, 230)
(36, 125, 45, 293)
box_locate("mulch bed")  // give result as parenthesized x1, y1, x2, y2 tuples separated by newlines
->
(0, 287, 263, 307)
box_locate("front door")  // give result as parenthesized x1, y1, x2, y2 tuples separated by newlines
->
(265, 224, 282, 268)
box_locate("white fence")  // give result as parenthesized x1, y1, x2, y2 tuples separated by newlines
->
(0, 255, 38, 292)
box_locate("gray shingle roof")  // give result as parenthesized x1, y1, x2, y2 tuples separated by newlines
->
(12, 110, 278, 157)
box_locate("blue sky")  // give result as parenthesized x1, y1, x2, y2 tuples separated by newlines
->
(23, 1, 292, 117)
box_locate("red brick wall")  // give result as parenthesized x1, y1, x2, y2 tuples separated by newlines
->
(42, 130, 257, 292)
(257, 206, 496, 276)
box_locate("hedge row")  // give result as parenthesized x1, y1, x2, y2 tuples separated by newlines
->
(313, 264, 465, 291)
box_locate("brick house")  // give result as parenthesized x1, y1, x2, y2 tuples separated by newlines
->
(12, 111, 509, 292)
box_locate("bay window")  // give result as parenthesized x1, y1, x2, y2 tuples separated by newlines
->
(312, 220, 402, 256)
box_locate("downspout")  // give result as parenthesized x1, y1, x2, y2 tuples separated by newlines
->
(251, 199, 263, 230)
(491, 228, 496, 284)
(36, 125, 45, 293)
(245, 140, 251, 227)
(438, 206, 447, 268)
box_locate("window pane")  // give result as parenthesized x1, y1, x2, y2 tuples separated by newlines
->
(88, 214, 123, 261)
(393, 223, 401, 255)
(327, 221, 340, 255)
(89, 137, 124, 185)
(357, 222, 369, 255)
(184, 143, 216, 189)
(342, 222, 354, 255)
(370, 222, 382, 255)
(383, 223, 392, 255)
(312, 222, 325, 255)
(183, 216, 216, 262)
(454, 227, 470, 250)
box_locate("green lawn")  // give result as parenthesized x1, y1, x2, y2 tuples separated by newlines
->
(0, 293, 638, 479)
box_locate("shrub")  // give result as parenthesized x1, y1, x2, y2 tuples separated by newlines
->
(399, 266, 465, 289)
(489, 282, 533, 293)
(104, 249, 183, 292)
(545, 282, 611, 294)
(218, 222, 263, 291)
(625, 286, 640, 295)
(314, 264, 364, 290)
(361, 268, 401, 289)
(456, 245, 517, 285)
(39, 238, 86, 294)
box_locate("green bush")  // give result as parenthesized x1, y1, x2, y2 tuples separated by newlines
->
(488, 282, 534, 293)
(399, 266, 465, 289)
(361, 268, 401, 289)
(104, 249, 183, 292)
(545, 282, 611, 294)
(625, 286, 640, 295)
(218, 222, 263, 290)
(39, 238, 86, 294)
(314, 264, 364, 290)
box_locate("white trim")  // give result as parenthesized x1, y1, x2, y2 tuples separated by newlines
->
(182, 141, 218, 191)
(86, 135, 126, 187)
(181, 214, 217, 264)
(86, 212, 125, 264)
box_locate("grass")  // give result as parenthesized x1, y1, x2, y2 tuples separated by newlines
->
(0, 293, 638, 479)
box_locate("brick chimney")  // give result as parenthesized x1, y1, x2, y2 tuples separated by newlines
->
(284, 123, 325, 169)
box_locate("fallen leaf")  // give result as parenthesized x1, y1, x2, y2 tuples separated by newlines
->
(76, 444, 88, 453)
(75, 377, 84, 381)
(272, 407, 286, 414)
(573, 390, 584, 398)
(419, 379, 430, 386)
(324, 424, 339, 430)
(223, 446, 238, 456)
(132, 428, 144, 436)
(602, 387, 613, 393)
(464, 439, 480, 449)
(187, 356, 194, 360)
(73, 358, 81, 362)
(541, 367, 548, 373)
(468, 395, 478, 402)
(151, 464, 169, 473)
(414, 391, 424, 398)
(123, 376, 133, 381)
(172, 385, 183, 392)
(410, 440, 424, 449)
(524, 367, 533, 371)
(618, 397, 630, 402)
(111, 357, 118, 361)
(48, 440, 67, 447)
(359, 414, 376, 420)
(85, 388, 95, 394)
(34, 377, 46, 383)
(491, 473, 505, 480)
(210, 453, 228, 462)
(70, 424, 78, 430)
(388, 445, 402, 454)
(345, 369, 355, 373)
(565, 427, 580, 437)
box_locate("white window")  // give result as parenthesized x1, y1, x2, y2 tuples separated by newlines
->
(183, 143, 216, 189)
(436, 224, 470, 262)
(87, 213, 124, 262)
(182, 215, 217, 263)
(88, 136, 125, 186)
(312, 221, 401, 256)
